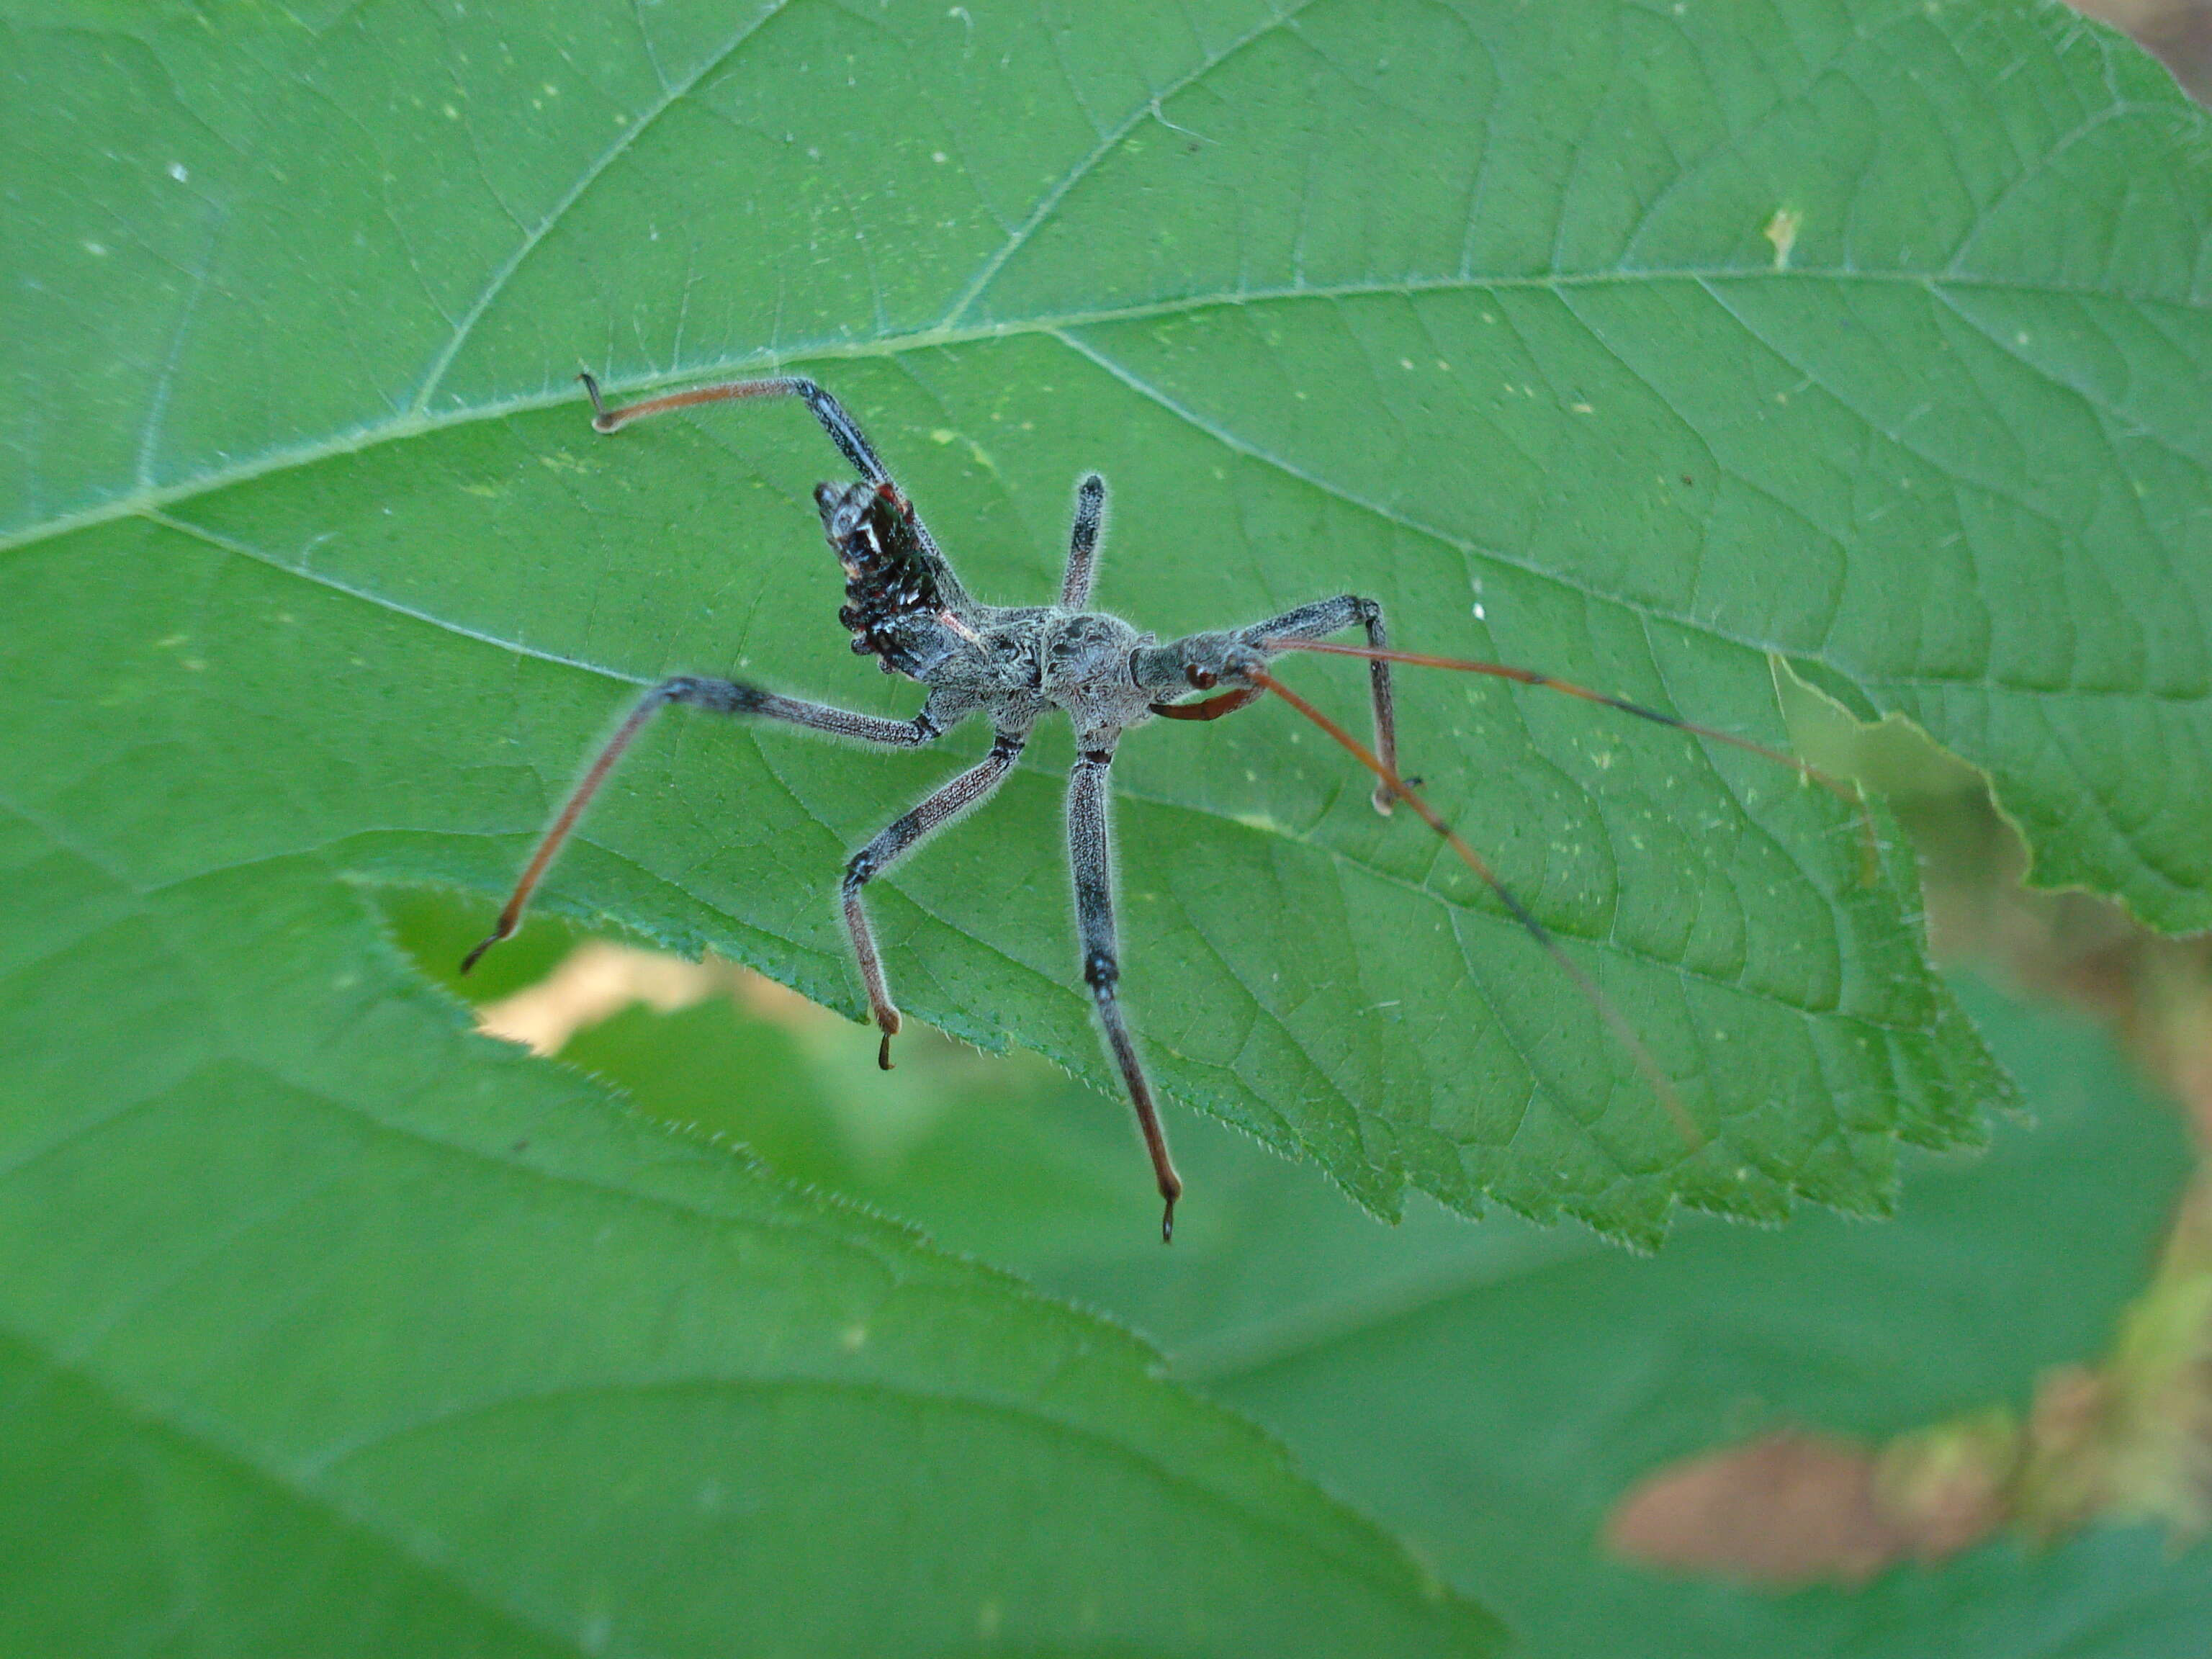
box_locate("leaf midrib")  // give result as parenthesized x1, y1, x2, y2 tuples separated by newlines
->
(8, 266, 2195, 558)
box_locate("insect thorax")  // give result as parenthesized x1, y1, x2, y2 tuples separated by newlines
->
(1040, 609, 1156, 737)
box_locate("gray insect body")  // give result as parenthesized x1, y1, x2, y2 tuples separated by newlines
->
(467, 370, 1844, 1236)
(820, 477, 1178, 747)
(463, 373, 1398, 1240)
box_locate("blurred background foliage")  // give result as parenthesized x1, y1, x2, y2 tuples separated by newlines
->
(392, 648, 2212, 1657)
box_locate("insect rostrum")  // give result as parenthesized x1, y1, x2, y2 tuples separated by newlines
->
(465, 373, 1868, 1240)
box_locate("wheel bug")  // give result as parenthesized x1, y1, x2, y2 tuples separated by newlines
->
(464, 372, 1874, 1241)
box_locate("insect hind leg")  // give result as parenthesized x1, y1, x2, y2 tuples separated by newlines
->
(1067, 742, 1182, 1241)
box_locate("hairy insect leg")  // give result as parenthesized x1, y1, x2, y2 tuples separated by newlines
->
(462, 678, 941, 974)
(1058, 475, 1107, 610)
(1068, 742, 1184, 1242)
(577, 370, 970, 604)
(842, 732, 1028, 1069)
(1269, 638, 1880, 884)
(1248, 666, 1704, 1153)
(1240, 595, 1398, 814)
(580, 371, 890, 484)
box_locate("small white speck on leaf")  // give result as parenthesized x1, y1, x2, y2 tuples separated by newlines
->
(168, 162, 189, 182)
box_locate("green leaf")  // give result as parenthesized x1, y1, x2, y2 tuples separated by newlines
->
(0, 848, 1499, 1655)
(500, 935, 2205, 1658)
(13, 0, 2202, 1644)
(37, 0, 2200, 1237)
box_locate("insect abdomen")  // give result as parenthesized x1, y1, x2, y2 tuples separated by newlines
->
(817, 482, 950, 676)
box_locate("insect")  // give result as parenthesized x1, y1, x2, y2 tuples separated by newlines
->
(464, 373, 1872, 1240)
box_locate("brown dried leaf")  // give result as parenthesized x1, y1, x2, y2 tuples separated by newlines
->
(1605, 1432, 1910, 1587)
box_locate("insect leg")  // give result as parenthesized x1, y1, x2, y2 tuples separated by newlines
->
(1238, 595, 1398, 814)
(578, 371, 970, 607)
(842, 731, 1027, 1069)
(1058, 474, 1107, 609)
(462, 678, 942, 974)
(1068, 742, 1183, 1242)
(580, 371, 889, 483)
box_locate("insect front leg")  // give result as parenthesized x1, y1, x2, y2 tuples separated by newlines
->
(580, 371, 892, 483)
(1058, 474, 1106, 610)
(578, 371, 969, 606)
(842, 729, 1028, 1069)
(1135, 594, 1398, 814)
(1240, 595, 1398, 814)
(1067, 740, 1182, 1242)
(462, 678, 945, 974)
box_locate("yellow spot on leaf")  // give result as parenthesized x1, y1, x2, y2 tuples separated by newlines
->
(1763, 208, 1802, 270)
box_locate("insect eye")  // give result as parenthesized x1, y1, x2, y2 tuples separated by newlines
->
(1186, 665, 1217, 690)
